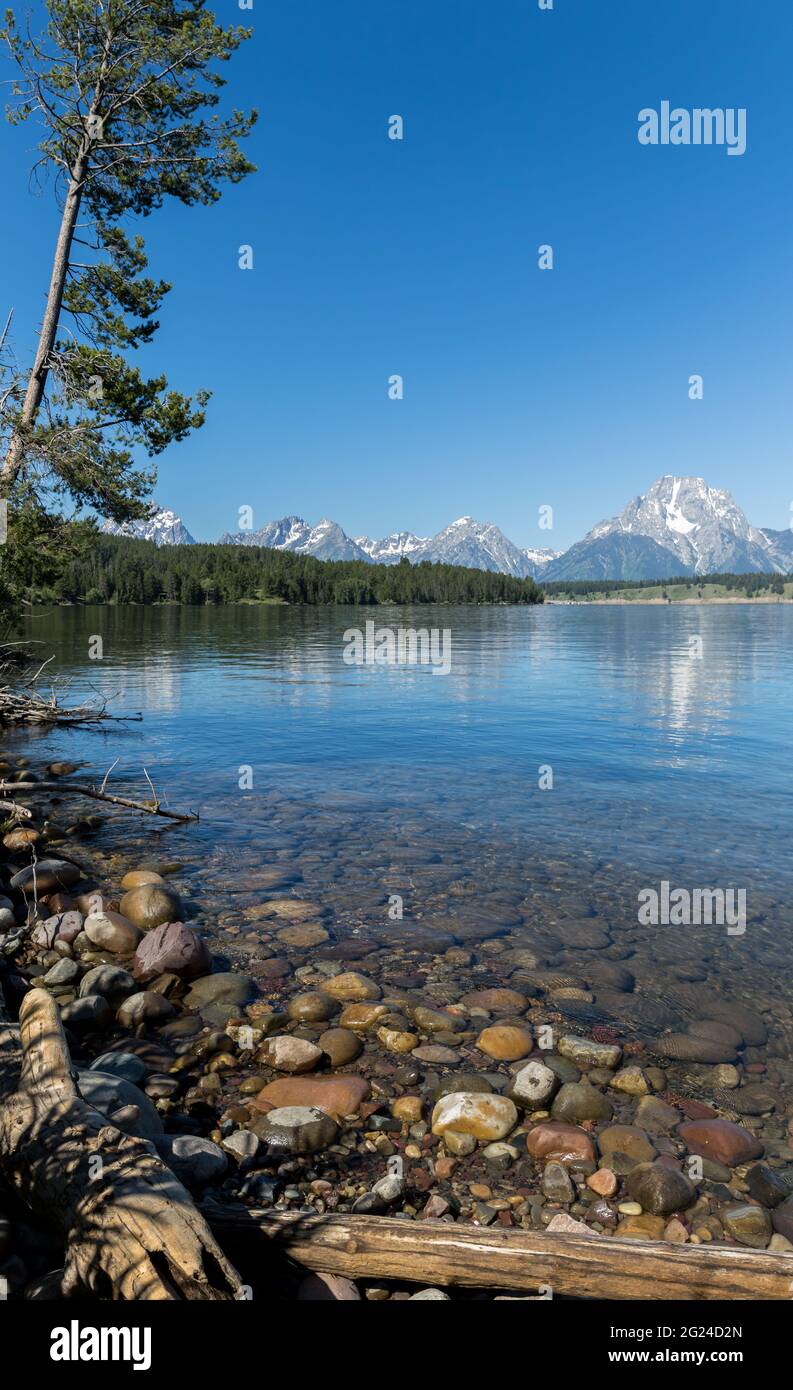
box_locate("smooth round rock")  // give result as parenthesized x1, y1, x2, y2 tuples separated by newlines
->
(476, 1025, 533, 1062)
(117, 990, 176, 1028)
(287, 991, 335, 1023)
(254, 1105, 339, 1155)
(259, 1035, 323, 1074)
(119, 883, 184, 932)
(625, 1162, 696, 1216)
(132, 921, 211, 982)
(323, 973, 381, 1002)
(551, 1082, 613, 1124)
(84, 911, 142, 955)
(318, 1027, 362, 1066)
(120, 870, 165, 890)
(431, 1092, 518, 1142)
(678, 1119, 763, 1167)
(253, 1075, 371, 1117)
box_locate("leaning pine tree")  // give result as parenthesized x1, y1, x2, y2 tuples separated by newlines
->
(0, 0, 256, 623)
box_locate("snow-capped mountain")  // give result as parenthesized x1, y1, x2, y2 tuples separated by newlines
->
(521, 546, 563, 575)
(417, 517, 560, 578)
(354, 523, 559, 576)
(217, 515, 369, 562)
(355, 531, 429, 564)
(544, 476, 784, 581)
(109, 479, 791, 582)
(100, 504, 195, 546)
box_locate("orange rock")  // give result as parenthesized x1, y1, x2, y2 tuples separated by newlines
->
(252, 1075, 370, 1118)
(617, 1213, 666, 1240)
(525, 1122, 596, 1165)
(664, 1218, 689, 1243)
(476, 1025, 533, 1062)
(587, 1167, 618, 1197)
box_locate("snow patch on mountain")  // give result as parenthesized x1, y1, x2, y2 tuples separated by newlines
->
(355, 531, 429, 564)
(584, 475, 781, 576)
(100, 505, 195, 546)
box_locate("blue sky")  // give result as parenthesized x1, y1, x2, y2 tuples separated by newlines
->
(2, 0, 792, 548)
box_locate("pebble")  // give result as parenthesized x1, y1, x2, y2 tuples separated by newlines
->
(525, 1122, 596, 1165)
(678, 1118, 763, 1166)
(117, 991, 176, 1028)
(253, 1106, 340, 1155)
(90, 1051, 146, 1084)
(551, 1082, 613, 1124)
(609, 1067, 650, 1096)
(558, 1035, 621, 1069)
(508, 1059, 558, 1109)
(61, 995, 112, 1030)
(253, 1075, 371, 1117)
(722, 1203, 772, 1248)
(654, 1034, 737, 1065)
(84, 911, 141, 955)
(625, 1162, 695, 1216)
(323, 972, 381, 1002)
(165, 1135, 228, 1187)
(377, 1026, 418, 1054)
(79, 965, 135, 1003)
(119, 883, 184, 931)
(259, 1036, 323, 1073)
(476, 1025, 533, 1062)
(542, 1161, 575, 1203)
(276, 924, 330, 947)
(460, 988, 528, 1012)
(338, 1002, 388, 1030)
(318, 1027, 362, 1066)
(599, 1124, 657, 1163)
(132, 921, 211, 982)
(431, 1092, 518, 1142)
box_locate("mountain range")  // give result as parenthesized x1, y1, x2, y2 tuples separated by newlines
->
(101, 476, 793, 581)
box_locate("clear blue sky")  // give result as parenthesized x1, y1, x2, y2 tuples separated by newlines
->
(3, 0, 792, 548)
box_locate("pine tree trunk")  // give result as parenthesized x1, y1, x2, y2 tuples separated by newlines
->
(0, 152, 87, 498)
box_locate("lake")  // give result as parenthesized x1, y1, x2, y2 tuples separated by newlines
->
(11, 603, 793, 1025)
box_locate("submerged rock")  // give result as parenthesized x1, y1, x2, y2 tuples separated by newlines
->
(431, 1093, 518, 1142)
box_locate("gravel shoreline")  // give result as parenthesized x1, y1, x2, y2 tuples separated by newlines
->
(2, 752, 793, 1301)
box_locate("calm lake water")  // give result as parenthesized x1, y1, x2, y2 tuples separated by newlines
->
(10, 602, 793, 1032)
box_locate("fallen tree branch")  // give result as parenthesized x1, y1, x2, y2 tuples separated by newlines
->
(0, 779, 198, 822)
(203, 1204, 793, 1301)
(0, 987, 243, 1300)
(0, 683, 141, 727)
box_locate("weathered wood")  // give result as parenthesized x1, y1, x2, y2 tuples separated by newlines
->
(204, 1204, 793, 1300)
(0, 987, 243, 1300)
(1, 779, 196, 822)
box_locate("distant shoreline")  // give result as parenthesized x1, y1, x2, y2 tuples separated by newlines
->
(547, 595, 792, 606)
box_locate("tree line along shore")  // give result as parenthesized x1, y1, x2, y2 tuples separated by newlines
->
(20, 535, 546, 607)
(12, 531, 793, 609)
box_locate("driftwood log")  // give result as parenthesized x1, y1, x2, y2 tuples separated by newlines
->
(1, 778, 198, 823)
(205, 1205, 793, 1301)
(0, 987, 243, 1300)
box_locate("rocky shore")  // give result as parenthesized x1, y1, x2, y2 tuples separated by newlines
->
(2, 753, 793, 1301)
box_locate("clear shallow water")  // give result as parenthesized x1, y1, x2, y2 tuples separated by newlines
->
(7, 602, 792, 1017)
(16, 602, 793, 888)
